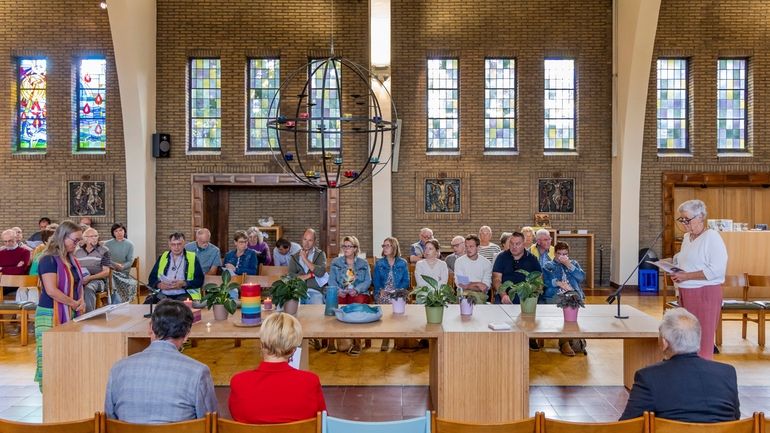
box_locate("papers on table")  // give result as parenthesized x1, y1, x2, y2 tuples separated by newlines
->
(646, 259, 682, 274)
(73, 302, 130, 322)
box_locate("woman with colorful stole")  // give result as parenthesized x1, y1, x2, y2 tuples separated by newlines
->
(34, 220, 86, 390)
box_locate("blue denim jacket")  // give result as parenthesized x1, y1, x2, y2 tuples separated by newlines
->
(373, 257, 410, 297)
(329, 256, 372, 294)
(541, 258, 586, 301)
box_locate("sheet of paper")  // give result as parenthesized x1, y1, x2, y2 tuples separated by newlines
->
(646, 259, 682, 274)
(455, 274, 470, 285)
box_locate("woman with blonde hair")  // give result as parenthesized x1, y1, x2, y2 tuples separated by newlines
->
(329, 235, 372, 355)
(34, 220, 86, 389)
(246, 226, 272, 267)
(373, 236, 410, 351)
(521, 226, 535, 250)
(229, 312, 326, 424)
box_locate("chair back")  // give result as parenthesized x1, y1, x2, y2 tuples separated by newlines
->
(0, 274, 38, 288)
(215, 412, 321, 433)
(746, 274, 770, 301)
(0, 413, 99, 433)
(543, 414, 647, 432)
(649, 412, 759, 433)
(722, 274, 748, 300)
(322, 410, 430, 433)
(244, 275, 281, 287)
(259, 265, 289, 277)
(435, 412, 540, 433)
(103, 413, 212, 433)
(204, 274, 246, 287)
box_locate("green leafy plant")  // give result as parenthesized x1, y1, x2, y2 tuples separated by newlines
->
(202, 270, 239, 314)
(411, 275, 457, 307)
(266, 275, 309, 307)
(498, 270, 544, 301)
(388, 288, 410, 300)
(555, 290, 585, 309)
(456, 288, 478, 305)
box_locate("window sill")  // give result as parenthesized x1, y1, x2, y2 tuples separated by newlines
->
(657, 152, 693, 158)
(185, 150, 221, 156)
(544, 151, 579, 156)
(426, 150, 460, 156)
(245, 150, 279, 156)
(483, 150, 519, 156)
(717, 152, 752, 158)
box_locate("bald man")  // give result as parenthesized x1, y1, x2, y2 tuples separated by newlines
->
(185, 228, 221, 275)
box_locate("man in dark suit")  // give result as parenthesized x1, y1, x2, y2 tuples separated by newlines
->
(620, 308, 740, 422)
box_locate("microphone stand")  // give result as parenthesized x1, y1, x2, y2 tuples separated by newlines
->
(606, 228, 665, 319)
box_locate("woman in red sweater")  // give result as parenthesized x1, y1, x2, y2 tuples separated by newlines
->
(229, 312, 326, 424)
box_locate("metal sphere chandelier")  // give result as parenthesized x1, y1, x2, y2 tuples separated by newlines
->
(267, 57, 398, 189)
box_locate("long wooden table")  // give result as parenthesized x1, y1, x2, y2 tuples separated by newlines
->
(43, 304, 660, 423)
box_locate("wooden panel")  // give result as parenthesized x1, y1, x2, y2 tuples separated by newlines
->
(720, 232, 770, 276)
(693, 188, 722, 218)
(623, 339, 661, 389)
(752, 188, 770, 227)
(720, 187, 753, 223)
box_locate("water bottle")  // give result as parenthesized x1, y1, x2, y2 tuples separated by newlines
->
(325, 286, 339, 316)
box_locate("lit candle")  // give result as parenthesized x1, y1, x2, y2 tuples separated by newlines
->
(263, 297, 273, 310)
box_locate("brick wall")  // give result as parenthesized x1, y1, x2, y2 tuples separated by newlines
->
(0, 0, 126, 240)
(639, 0, 770, 255)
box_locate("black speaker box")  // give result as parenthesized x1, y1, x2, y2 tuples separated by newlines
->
(152, 133, 171, 158)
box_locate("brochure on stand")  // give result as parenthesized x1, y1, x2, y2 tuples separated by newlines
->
(646, 259, 682, 274)
(73, 302, 130, 322)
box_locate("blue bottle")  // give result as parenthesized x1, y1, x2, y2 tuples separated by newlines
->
(325, 286, 339, 316)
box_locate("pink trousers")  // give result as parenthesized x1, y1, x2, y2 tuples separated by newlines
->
(679, 284, 722, 360)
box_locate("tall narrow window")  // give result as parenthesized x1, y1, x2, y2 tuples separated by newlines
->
(717, 58, 747, 152)
(248, 58, 280, 151)
(189, 58, 221, 150)
(656, 58, 688, 152)
(77, 58, 107, 152)
(427, 58, 459, 151)
(543, 59, 575, 151)
(485, 58, 516, 150)
(17, 58, 47, 152)
(309, 59, 341, 150)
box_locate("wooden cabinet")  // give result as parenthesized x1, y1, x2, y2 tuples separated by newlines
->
(258, 225, 283, 243)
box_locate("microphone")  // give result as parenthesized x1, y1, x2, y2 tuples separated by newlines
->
(606, 227, 665, 319)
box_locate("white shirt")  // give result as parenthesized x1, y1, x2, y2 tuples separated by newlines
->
(414, 259, 449, 287)
(453, 254, 492, 290)
(673, 229, 728, 288)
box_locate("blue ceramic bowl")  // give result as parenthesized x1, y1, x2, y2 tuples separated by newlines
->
(334, 303, 383, 323)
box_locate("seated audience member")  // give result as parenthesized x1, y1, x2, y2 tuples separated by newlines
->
(329, 235, 371, 356)
(373, 236, 410, 351)
(530, 228, 555, 269)
(499, 232, 513, 253)
(272, 238, 301, 267)
(414, 239, 448, 287)
(74, 228, 113, 312)
(224, 231, 258, 281)
(493, 231, 541, 304)
(29, 227, 55, 276)
(620, 308, 739, 422)
(453, 234, 492, 305)
(229, 313, 326, 424)
(11, 227, 33, 253)
(146, 232, 204, 304)
(478, 226, 501, 263)
(246, 226, 272, 266)
(521, 226, 535, 250)
(104, 223, 137, 303)
(105, 299, 217, 423)
(409, 227, 433, 264)
(0, 229, 31, 275)
(79, 216, 93, 229)
(444, 235, 465, 272)
(185, 228, 221, 275)
(27, 217, 51, 246)
(288, 228, 327, 304)
(542, 241, 586, 356)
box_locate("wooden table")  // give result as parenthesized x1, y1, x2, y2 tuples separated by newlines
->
(43, 304, 659, 423)
(553, 233, 595, 288)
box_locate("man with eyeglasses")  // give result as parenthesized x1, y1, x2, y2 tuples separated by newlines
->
(184, 228, 221, 275)
(444, 235, 466, 272)
(409, 227, 434, 264)
(74, 227, 113, 311)
(146, 232, 205, 304)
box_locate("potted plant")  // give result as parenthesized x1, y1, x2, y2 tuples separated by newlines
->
(457, 291, 476, 316)
(411, 275, 457, 324)
(498, 270, 544, 314)
(267, 276, 308, 315)
(202, 270, 239, 320)
(388, 289, 410, 314)
(556, 289, 585, 322)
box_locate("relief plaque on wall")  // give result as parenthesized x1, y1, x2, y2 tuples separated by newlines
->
(68, 181, 107, 217)
(425, 178, 461, 213)
(415, 171, 470, 221)
(537, 178, 575, 214)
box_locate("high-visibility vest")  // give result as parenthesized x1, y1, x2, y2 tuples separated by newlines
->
(157, 250, 201, 300)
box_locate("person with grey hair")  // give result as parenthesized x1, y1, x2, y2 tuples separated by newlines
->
(669, 199, 727, 359)
(445, 235, 466, 272)
(478, 225, 501, 263)
(409, 227, 434, 263)
(620, 308, 739, 422)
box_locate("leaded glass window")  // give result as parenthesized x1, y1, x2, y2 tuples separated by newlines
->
(248, 58, 280, 151)
(309, 59, 341, 150)
(189, 58, 221, 150)
(427, 58, 459, 151)
(77, 58, 106, 152)
(717, 58, 747, 152)
(544, 59, 575, 151)
(656, 58, 688, 152)
(17, 58, 47, 152)
(485, 58, 516, 150)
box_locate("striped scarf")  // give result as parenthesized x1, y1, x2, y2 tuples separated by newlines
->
(53, 255, 84, 325)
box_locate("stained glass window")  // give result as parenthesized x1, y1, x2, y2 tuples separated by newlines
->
(657, 58, 688, 152)
(248, 58, 280, 151)
(17, 58, 47, 152)
(717, 58, 747, 152)
(485, 58, 516, 150)
(427, 58, 459, 150)
(77, 58, 107, 152)
(544, 59, 575, 151)
(309, 59, 341, 150)
(189, 58, 221, 150)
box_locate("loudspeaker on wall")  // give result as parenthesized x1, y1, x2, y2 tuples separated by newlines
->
(152, 133, 171, 158)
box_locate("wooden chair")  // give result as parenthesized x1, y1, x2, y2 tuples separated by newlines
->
(648, 412, 760, 433)
(541, 413, 648, 433)
(243, 275, 280, 287)
(0, 412, 99, 433)
(434, 411, 542, 433)
(0, 274, 40, 346)
(660, 273, 679, 312)
(718, 273, 764, 347)
(746, 274, 770, 347)
(214, 412, 321, 433)
(322, 410, 430, 433)
(259, 265, 289, 277)
(102, 412, 213, 433)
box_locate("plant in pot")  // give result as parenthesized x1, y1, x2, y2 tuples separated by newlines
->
(498, 270, 544, 314)
(411, 275, 457, 324)
(555, 289, 585, 322)
(457, 290, 476, 316)
(388, 289, 410, 314)
(202, 270, 239, 321)
(267, 276, 308, 315)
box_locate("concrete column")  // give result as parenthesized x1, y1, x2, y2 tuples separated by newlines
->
(610, 0, 660, 285)
(108, 0, 157, 280)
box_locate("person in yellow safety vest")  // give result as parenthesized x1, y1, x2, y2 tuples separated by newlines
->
(146, 232, 205, 304)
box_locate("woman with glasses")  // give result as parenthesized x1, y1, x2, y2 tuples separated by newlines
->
(373, 237, 410, 351)
(34, 220, 86, 390)
(246, 227, 272, 267)
(670, 199, 728, 359)
(329, 235, 372, 355)
(224, 231, 258, 280)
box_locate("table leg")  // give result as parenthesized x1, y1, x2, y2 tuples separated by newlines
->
(623, 338, 661, 389)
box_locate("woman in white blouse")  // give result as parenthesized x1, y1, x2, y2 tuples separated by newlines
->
(671, 199, 728, 359)
(414, 239, 448, 287)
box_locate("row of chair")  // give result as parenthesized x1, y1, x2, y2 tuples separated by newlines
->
(3, 411, 766, 433)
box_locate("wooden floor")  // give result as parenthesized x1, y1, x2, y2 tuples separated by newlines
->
(1, 293, 768, 422)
